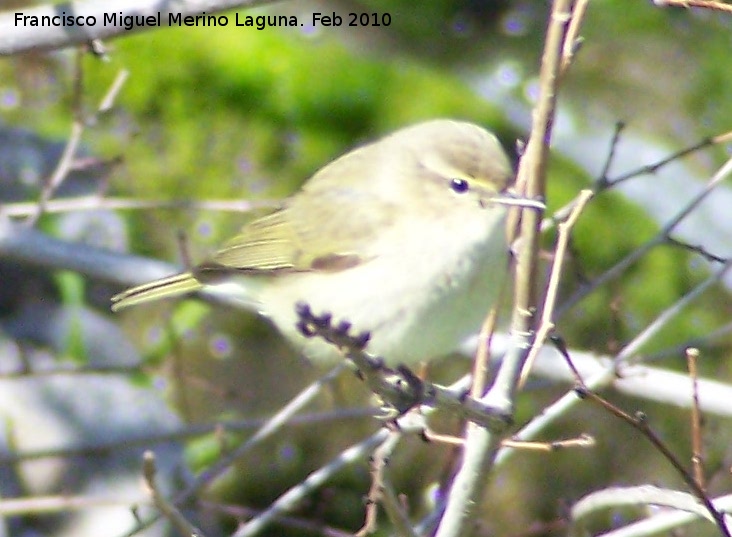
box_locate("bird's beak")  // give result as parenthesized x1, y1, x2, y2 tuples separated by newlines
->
(483, 190, 545, 211)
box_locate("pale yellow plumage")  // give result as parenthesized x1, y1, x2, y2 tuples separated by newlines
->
(112, 119, 515, 365)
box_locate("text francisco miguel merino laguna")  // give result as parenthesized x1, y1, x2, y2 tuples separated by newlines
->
(13, 11, 345, 31)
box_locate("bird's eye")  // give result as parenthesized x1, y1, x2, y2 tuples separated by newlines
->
(450, 177, 469, 194)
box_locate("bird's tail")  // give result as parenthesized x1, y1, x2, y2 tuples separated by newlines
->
(111, 273, 203, 312)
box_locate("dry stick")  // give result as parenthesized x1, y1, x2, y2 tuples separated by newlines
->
(501, 433, 594, 452)
(597, 121, 626, 185)
(235, 375, 483, 537)
(232, 429, 391, 537)
(0, 0, 279, 56)
(99, 69, 130, 113)
(2, 196, 275, 217)
(560, 0, 588, 74)
(519, 189, 594, 388)
(499, 254, 732, 479)
(200, 500, 354, 537)
(558, 155, 732, 317)
(686, 347, 706, 491)
(654, 0, 732, 13)
(27, 121, 84, 226)
(28, 57, 127, 225)
(0, 494, 151, 516)
(547, 128, 732, 228)
(645, 320, 732, 363)
(567, 382, 731, 536)
(606, 128, 732, 188)
(471, 295, 502, 398)
(117, 364, 346, 537)
(294, 305, 512, 429)
(356, 430, 413, 537)
(0, 408, 373, 466)
(0, 363, 143, 379)
(379, 477, 417, 537)
(666, 236, 728, 264)
(435, 3, 579, 537)
(142, 451, 207, 537)
(594, 493, 732, 537)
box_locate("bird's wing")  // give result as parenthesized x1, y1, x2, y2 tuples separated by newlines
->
(195, 148, 398, 277)
(195, 190, 395, 277)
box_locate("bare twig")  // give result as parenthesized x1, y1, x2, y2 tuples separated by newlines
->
(558, 155, 732, 317)
(654, 0, 732, 13)
(0, 0, 279, 55)
(200, 500, 354, 537)
(472, 303, 501, 398)
(560, 0, 588, 74)
(28, 56, 128, 225)
(572, 485, 717, 525)
(686, 347, 705, 490)
(2, 196, 275, 217)
(574, 491, 732, 537)
(597, 122, 626, 187)
(553, 342, 731, 537)
(520, 189, 593, 387)
(547, 128, 732, 227)
(232, 429, 391, 537)
(379, 480, 417, 537)
(356, 430, 414, 537)
(435, 2, 579, 536)
(142, 451, 207, 537)
(495, 253, 732, 477)
(501, 433, 595, 452)
(99, 69, 130, 113)
(0, 408, 373, 466)
(0, 494, 150, 516)
(666, 236, 729, 264)
(118, 364, 346, 537)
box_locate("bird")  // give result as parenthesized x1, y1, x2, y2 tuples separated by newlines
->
(112, 119, 519, 367)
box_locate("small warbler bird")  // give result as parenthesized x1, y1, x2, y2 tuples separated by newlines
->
(112, 120, 529, 366)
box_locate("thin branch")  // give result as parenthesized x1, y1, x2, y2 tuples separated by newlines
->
(553, 342, 731, 537)
(27, 118, 84, 225)
(99, 69, 130, 113)
(142, 451, 208, 537)
(0, 0, 279, 56)
(597, 121, 626, 187)
(686, 347, 705, 491)
(666, 236, 729, 264)
(28, 60, 128, 225)
(572, 485, 717, 526)
(231, 429, 391, 537)
(0, 494, 149, 516)
(2, 195, 275, 217)
(501, 433, 595, 452)
(582, 491, 732, 537)
(0, 408, 373, 466)
(560, 0, 587, 74)
(380, 478, 418, 537)
(520, 188, 593, 386)
(356, 429, 415, 537)
(435, 2, 581, 536)
(200, 500, 355, 537)
(118, 364, 346, 537)
(558, 155, 732, 317)
(496, 256, 732, 473)
(654, 0, 732, 13)
(576, 392, 731, 536)
(547, 128, 732, 227)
